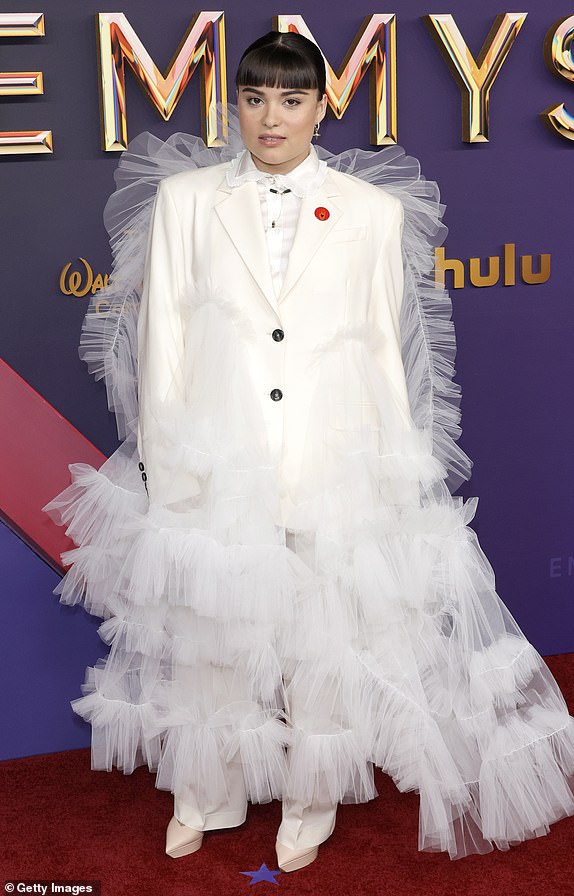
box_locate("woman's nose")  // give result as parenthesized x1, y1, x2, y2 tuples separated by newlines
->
(262, 103, 281, 127)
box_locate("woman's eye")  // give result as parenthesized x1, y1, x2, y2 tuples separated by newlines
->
(247, 97, 262, 106)
(285, 98, 300, 107)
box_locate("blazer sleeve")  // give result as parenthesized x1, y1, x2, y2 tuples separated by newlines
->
(136, 178, 201, 506)
(368, 196, 414, 429)
(368, 196, 423, 506)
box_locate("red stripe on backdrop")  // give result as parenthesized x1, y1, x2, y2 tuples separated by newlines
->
(0, 358, 105, 572)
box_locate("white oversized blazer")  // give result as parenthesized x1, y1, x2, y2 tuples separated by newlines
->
(136, 158, 414, 521)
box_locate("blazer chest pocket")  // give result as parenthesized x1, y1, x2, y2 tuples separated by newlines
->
(330, 400, 380, 431)
(324, 226, 368, 244)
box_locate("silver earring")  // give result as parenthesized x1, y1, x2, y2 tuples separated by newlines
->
(313, 121, 321, 139)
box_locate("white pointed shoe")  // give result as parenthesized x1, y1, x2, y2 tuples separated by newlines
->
(165, 816, 204, 858)
(275, 838, 319, 872)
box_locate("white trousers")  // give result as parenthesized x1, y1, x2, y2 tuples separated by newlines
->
(174, 766, 338, 849)
(173, 529, 339, 848)
(172, 660, 339, 848)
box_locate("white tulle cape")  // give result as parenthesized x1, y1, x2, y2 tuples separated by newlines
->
(43, 109, 574, 859)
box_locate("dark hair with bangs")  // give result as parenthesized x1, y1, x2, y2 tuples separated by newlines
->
(236, 31, 326, 98)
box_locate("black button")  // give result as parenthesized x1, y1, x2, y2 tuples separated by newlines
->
(141, 472, 147, 482)
(270, 388, 283, 401)
(138, 462, 145, 471)
(272, 328, 284, 341)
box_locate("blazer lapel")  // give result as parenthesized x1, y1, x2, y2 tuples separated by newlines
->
(214, 177, 277, 309)
(279, 177, 342, 302)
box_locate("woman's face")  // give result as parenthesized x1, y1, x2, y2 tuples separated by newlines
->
(237, 84, 327, 175)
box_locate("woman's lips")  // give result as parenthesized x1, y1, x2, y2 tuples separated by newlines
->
(258, 135, 286, 146)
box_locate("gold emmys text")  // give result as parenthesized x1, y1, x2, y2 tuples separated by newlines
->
(3, 11, 574, 153)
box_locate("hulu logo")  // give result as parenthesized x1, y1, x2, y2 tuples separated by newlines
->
(435, 244, 550, 289)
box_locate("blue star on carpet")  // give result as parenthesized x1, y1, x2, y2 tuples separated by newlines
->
(240, 862, 282, 885)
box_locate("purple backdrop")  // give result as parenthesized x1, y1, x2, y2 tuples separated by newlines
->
(2, 1, 573, 759)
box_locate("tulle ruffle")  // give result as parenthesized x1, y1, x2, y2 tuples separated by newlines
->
(42, 109, 574, 859)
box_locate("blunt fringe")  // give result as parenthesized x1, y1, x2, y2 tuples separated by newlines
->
(235, 31, 326, 97)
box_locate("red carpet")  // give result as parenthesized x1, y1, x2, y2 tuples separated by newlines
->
(2, 653, 573, 896)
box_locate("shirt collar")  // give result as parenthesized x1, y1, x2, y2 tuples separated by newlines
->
(226, 143, 328, 198)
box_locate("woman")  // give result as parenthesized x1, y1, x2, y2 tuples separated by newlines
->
(44, 31, 574, 872)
